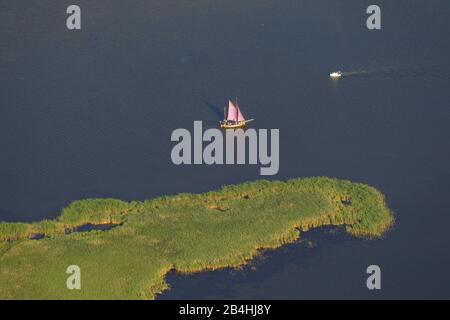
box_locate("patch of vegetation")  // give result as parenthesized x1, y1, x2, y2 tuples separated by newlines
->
(0, 177, 394, 299)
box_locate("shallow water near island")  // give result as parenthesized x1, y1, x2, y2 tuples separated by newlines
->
(1, 0, 449, 298)
(29, 223, 118, 240)
(158, 226, 358, 299)
(71, 223, 118, 233)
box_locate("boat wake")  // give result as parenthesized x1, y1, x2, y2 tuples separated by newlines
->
(339, 64, 450, 80)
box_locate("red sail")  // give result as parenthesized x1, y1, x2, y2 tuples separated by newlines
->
(236, 103, 245, 121)
(227, 100, 238, 121)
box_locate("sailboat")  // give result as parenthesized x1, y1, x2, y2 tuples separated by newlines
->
(220, 99, 254, 129)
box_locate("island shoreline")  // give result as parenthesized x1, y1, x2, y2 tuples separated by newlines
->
(0, 177, 394, 299)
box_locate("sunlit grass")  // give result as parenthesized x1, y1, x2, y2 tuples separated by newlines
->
(0, 177, 394, 299)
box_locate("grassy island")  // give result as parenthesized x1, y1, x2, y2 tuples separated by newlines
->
(0, 177, 394, 299)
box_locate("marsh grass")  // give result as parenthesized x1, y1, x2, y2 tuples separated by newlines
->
(0, 177, 393, 299)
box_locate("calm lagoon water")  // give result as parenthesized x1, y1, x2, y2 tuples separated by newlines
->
(1, 0, 449, 298)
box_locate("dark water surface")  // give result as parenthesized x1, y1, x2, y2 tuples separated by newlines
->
(1, 1, 449, 298)
(29, 223, 117, 240)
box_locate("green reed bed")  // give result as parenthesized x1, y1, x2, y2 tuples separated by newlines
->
(0, 177, 394, 299)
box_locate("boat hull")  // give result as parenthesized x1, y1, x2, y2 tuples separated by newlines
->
(220, 121, 246, 129)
